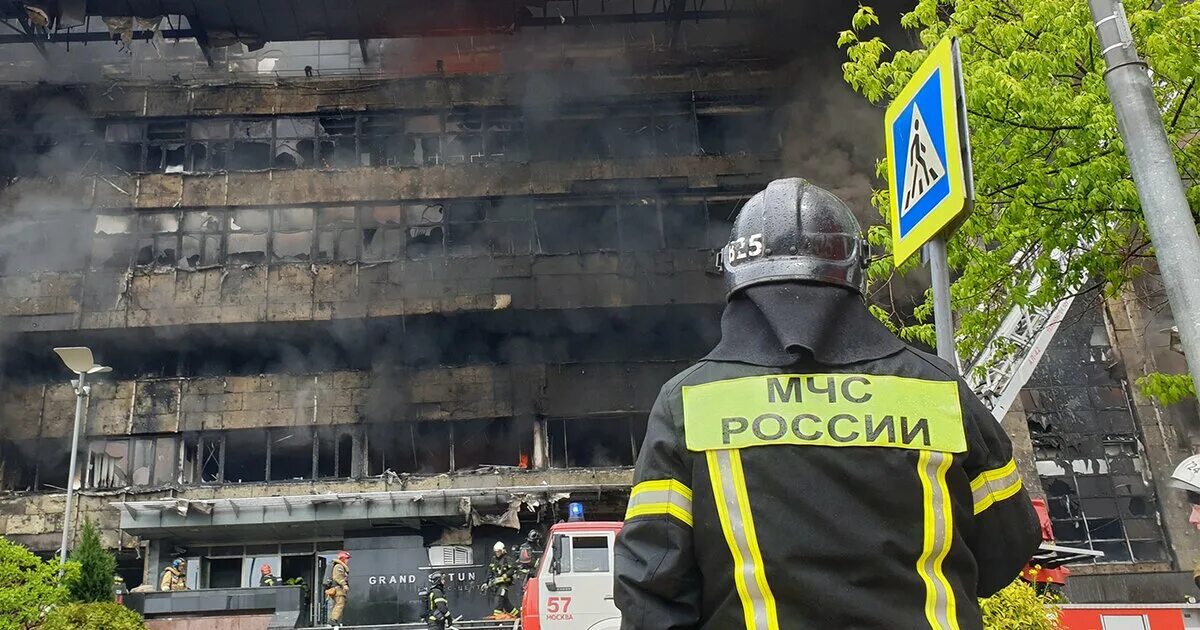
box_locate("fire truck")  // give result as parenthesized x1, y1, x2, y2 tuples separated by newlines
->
(519, 519, 623, 630)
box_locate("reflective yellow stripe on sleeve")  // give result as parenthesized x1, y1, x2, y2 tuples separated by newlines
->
(707, 449, 779, 630)
(916, 450, 958, 630)
(970, 459, 1024, 515)
(625, 479, 694, 526)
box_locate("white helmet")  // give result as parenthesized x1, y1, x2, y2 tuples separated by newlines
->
(493, 541, 507, 555)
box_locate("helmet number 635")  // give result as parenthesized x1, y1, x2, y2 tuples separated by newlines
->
(726, 233, 764, 263)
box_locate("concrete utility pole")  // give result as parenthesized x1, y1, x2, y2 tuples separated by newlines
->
(1088, 0, 1200, 396)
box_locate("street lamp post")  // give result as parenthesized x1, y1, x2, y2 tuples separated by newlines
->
(52, 347, 111, 571)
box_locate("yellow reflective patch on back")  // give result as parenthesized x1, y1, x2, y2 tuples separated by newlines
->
(681, 374, 966, 453)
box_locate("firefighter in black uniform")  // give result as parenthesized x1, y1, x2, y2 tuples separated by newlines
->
(517, 529, 542, 581)
(421, 571, 451, 629)
(613, 178, 1041, 630)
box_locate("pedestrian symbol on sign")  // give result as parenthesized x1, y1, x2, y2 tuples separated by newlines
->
(899, 104, 946, 217)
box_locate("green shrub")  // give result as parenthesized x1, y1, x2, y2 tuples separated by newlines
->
(67, 519, 117, 603)
(41, 602, 146, 630)
(981, 579, 1063, 630)
(0, 537, 76, 630)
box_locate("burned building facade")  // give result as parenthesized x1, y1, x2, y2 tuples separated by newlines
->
(0, 0, 1196, 624)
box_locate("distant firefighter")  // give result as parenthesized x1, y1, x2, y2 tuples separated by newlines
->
(159, 558, 187, 591)
(481, 541, 517, 619)
(517, 529, 542, 580)
(324, 551, 351, 628)
(259, 563, 282, 587)
(421, 571, 451, 629)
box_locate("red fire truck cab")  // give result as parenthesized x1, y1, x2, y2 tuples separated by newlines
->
(520, 521, 624, 630)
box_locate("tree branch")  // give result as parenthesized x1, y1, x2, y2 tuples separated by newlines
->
(968, 108, 1083, 132)
(1170, 79, 1195, 131)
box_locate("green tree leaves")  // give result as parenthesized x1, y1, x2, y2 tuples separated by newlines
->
(0, 537, 76, 630)
(839, 0, 1200, 368)
(1136, 372, 1197, 405)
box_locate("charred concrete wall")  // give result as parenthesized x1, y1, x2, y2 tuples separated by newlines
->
(1018, 295, 1200, 572)
(0, 67, 781, 119)
(3, 251, 720, 333)
(0, 361, 684, 443)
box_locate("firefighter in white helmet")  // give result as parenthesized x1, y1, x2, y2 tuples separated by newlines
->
(480, 541, 517, 619)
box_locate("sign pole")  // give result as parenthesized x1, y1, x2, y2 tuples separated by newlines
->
(928, 237, 956, 367)
(885, 36, 973, 374)
(1088, 0, 1200, 400)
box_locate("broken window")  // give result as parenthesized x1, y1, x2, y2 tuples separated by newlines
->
(548, 416, 637, 468)
(189, 120, 230, 171)
(316, 206, 360, 262)
(486, 110, 526, 162)
(338, 433, 355, 478)
(705, 197, 743, 249)
(610, 115, 654, 158)
(367, 423, 417, 475)
(135, 211, 181, 267)
(361, 205, 406, 261)
(316, 432, 334, 478)
(619, 202, 663, 252)
(270, 208, 314, 262)
(273, 117, 317, 169)
(146, 120, 187, 173)
(128, 438, 155, 486)
(87, 439, 130, 489)
(534, 116, 607, 161)
(655, 112, 696, 156)
(366, 422, 450, 475)
(534, 203, 619, 254)
(223, 429, 267, 483)
(404, 203, 444, 259)
(182, 434, 225, 484)
(406, 114, 443, 165)
(180, 209, 224, 268)
(661, 200, 708, 250)
(200, 435, 223, 482)
(227, 208, 269, 265)
(0, 439, 38, 492)
(443, 110, 483, 163)
(487, 201, 534, 256)
(361, 113, 412, 167)
(229, 120, 272, 170)
(444, 201, 491, 258)
(317, 116, 358, 168)
(1027, 302, 1169, 564)
(91, 213, 135, 267)
(452, 419, 528, 470)
(269, 428, 314, 481)
(697, 110, 775, 156)
(36, 439, 70, 491)
(104, 122, 145, 173)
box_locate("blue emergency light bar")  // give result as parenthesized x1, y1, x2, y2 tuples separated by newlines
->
(568, 502, 585, 522)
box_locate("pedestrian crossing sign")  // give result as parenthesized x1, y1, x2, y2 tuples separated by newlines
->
(885, 37, 972, 265)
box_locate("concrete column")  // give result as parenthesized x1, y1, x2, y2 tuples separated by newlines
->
(143, 539, 163, 588)
(532, 418, 547, 470)
(1106, 290, 1200, 570)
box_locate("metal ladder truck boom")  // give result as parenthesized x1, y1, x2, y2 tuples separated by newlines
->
(961, 248, 1082, 421)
